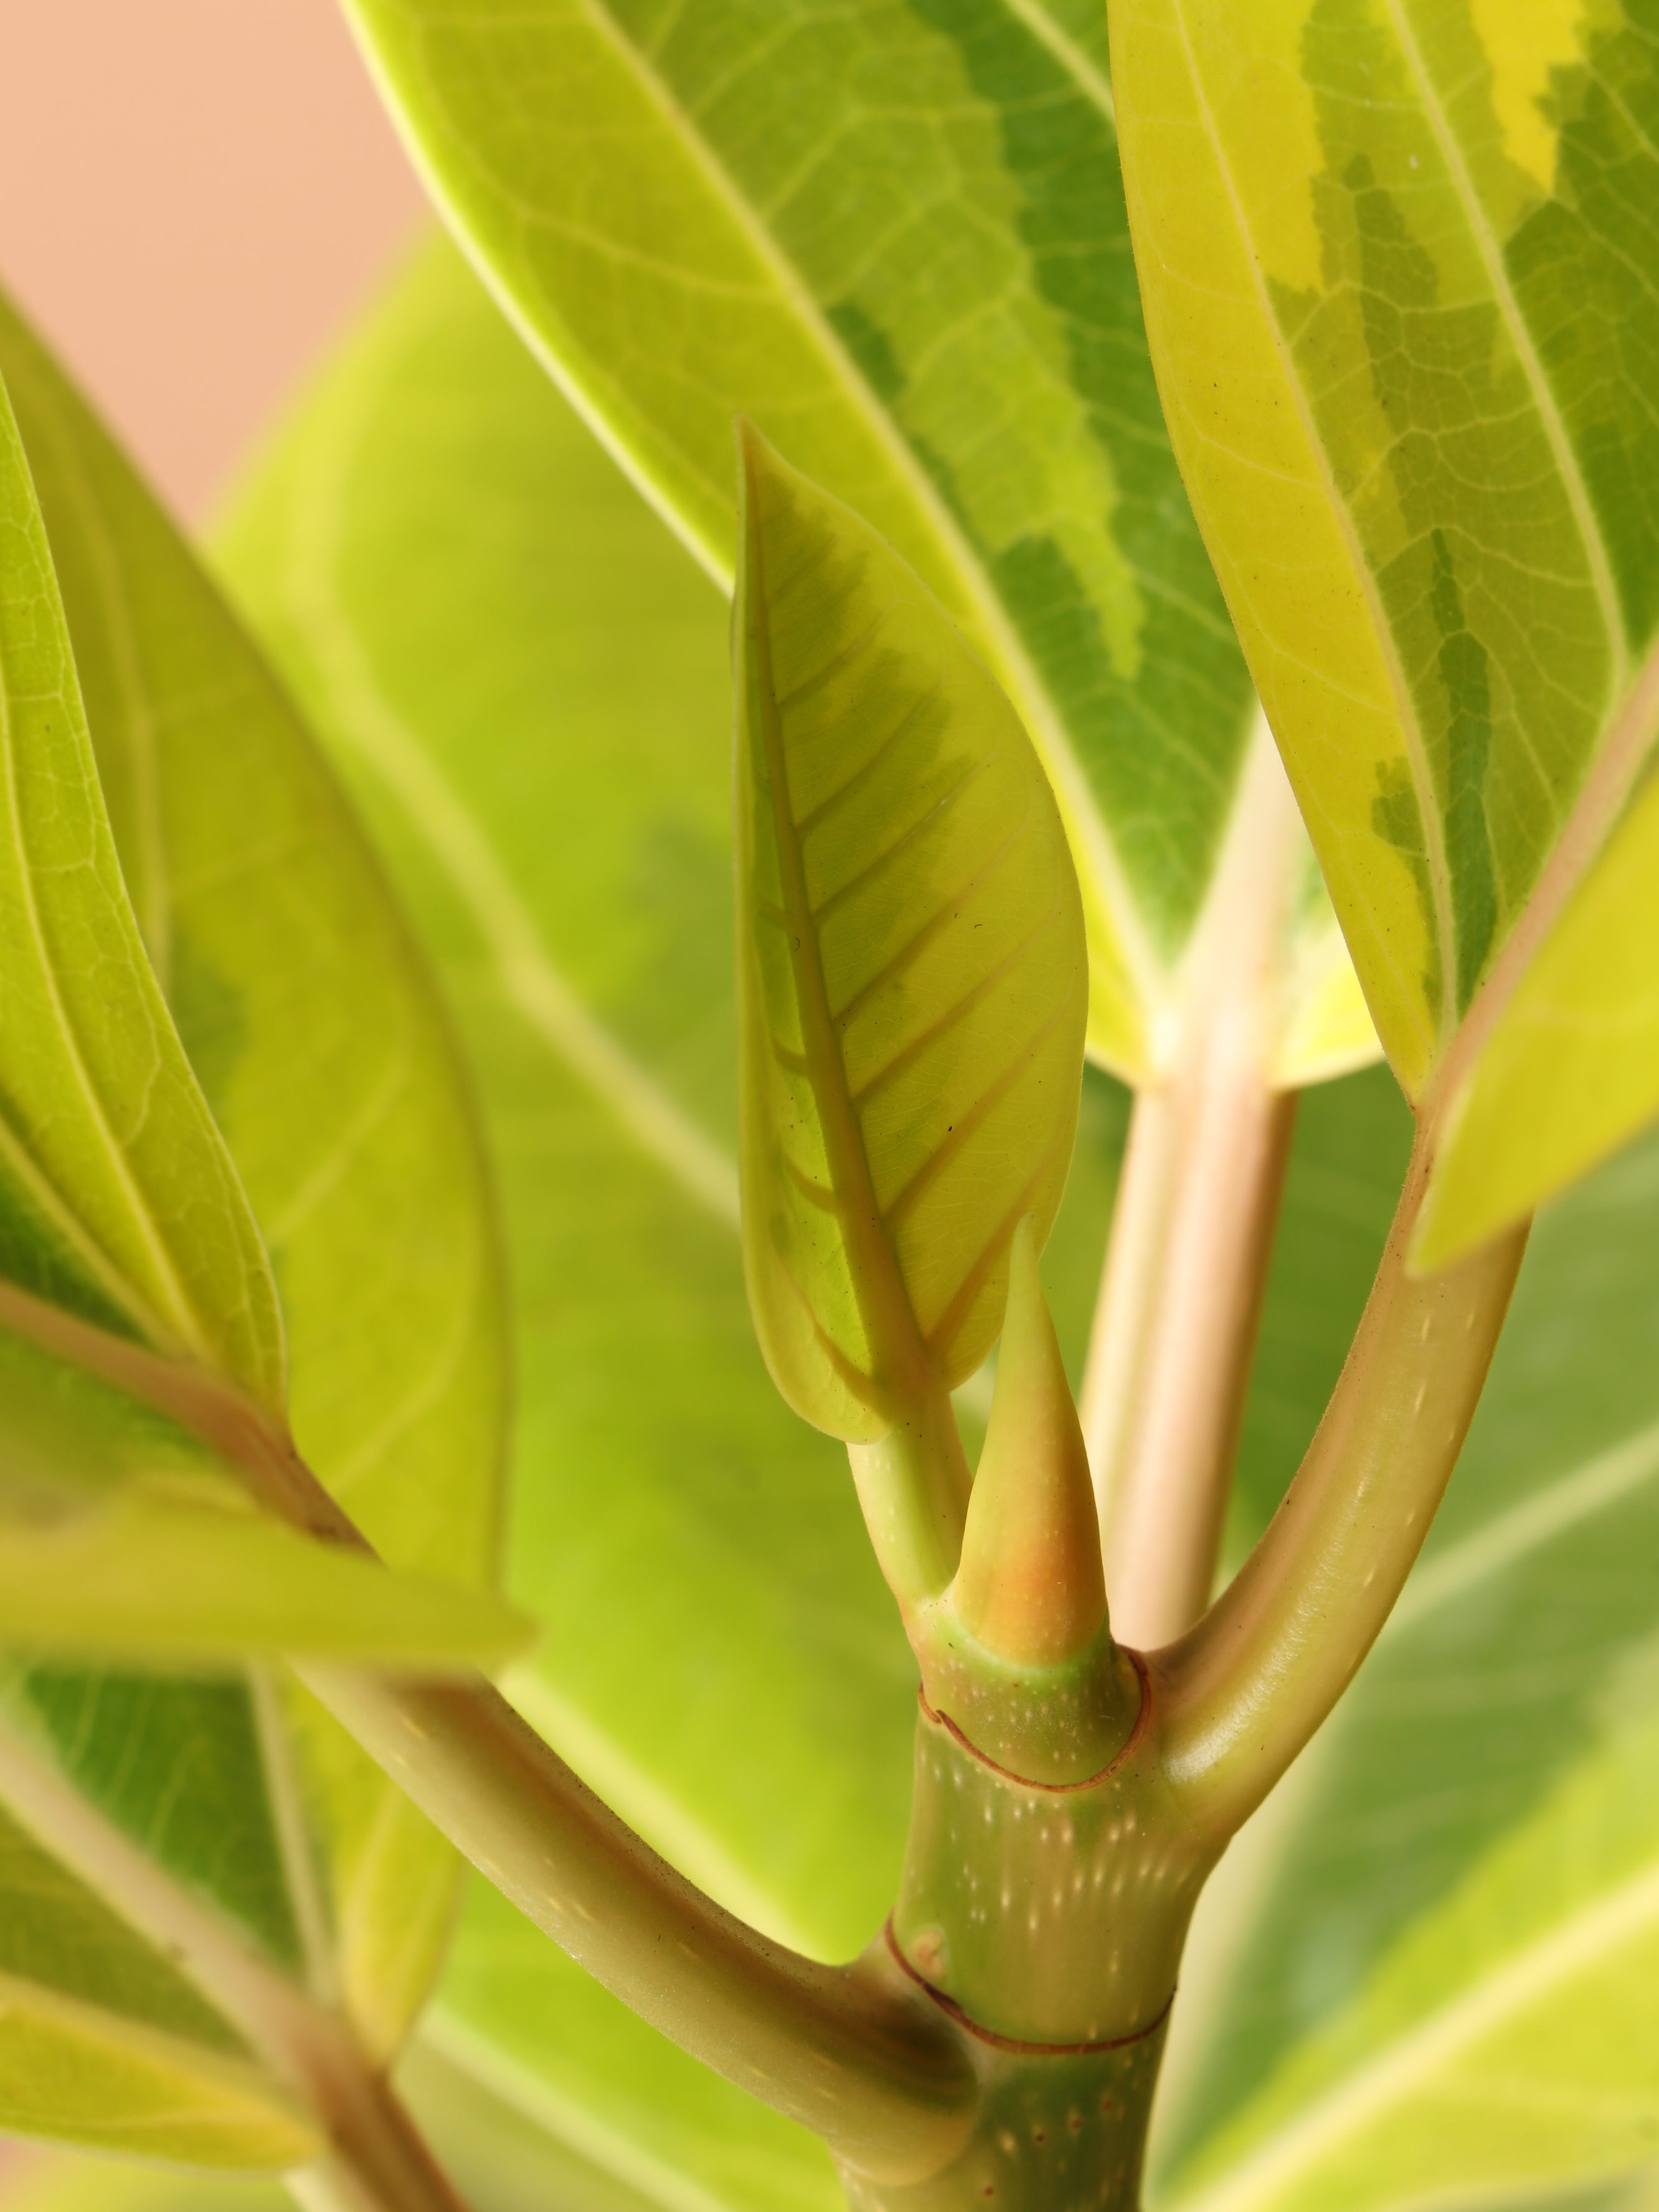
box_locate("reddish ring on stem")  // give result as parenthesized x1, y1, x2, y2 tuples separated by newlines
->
(916, 1648, 1151, 1795)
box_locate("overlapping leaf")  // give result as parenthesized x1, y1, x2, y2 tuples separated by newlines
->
(1110, 0, 1659, 1255)
(0, 1638, 318, 2171)
(343, 0, 1378, 1092)
(735, 427, 1087, 1436)
(0, 2033, 728, 2211)
(0, 288, 508, 2160)
(1155, 1115, 1659, 2209)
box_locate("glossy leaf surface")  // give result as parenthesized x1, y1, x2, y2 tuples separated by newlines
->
(1159, 1116, 1659, 2210)
(1111, 0, 1659, 1247)
(344, 0, 1378, 1090)
(736, 427, 1086, 1437)
(0, 290, 507, 2156)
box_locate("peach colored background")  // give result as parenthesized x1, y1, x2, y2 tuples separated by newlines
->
(0, 0, 427, 519)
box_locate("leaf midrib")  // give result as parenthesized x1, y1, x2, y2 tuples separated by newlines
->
(426, 2005, 754, 2212)
(0, 1965, 296, 2116)
(745, 440, 934, 1404)
(0, 436, 210, 1361)
(997, 0, 1117, 126)
(1388, 1412, 1659, 1636)
(12, 339, 176, 991)
(1172, 1415, 1659, 2206)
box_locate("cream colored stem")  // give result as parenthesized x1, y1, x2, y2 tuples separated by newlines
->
(0, 1262, 974, 2183)
(1082, 721, 1302, 1650)
(1156, 1130, 1528, 1837)
(1084, 1055, 1295, 1650)
(0, 1279, 356, 1545)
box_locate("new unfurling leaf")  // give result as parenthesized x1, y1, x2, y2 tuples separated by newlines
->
(735, 424, 1087, 1444)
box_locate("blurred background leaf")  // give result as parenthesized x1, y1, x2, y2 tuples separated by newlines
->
(208, 231, 1452, 2212)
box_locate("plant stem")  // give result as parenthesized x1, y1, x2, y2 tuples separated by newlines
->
(283, 2063, 473, 2212)
(848, 1384, 972, 1611)
(295, 1661, 976, 2186)
(1156, 1127, 1529, 1835)
(1082, 722, 1302, 1651)
(1082, 1071, 1295, 1651)
(0, 1712, 465, 2212)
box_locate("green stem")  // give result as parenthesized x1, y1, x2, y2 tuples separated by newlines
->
(1156, 1127, 1529, 1835)
(843, 2038, 1168, 2212)
(45, 1297, 973, 2183)
(295, 1663, 975, 2185)
(848, 1385, 973, 1610)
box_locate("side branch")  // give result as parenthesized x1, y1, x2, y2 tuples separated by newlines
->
(0, 1274, 976, 2185)
(1153, 1129, 1528, 1837)
(295, 1663, 976, 2184)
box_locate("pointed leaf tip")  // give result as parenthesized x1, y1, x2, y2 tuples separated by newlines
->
(952, 1221, 1105, 1667)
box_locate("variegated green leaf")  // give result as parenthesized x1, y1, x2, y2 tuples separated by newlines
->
(214, 230, 902, 2211)
(343, 0, 1378, 1093)
(0, 1646, 318, 2172)
(1110, 0, 1659, 1254)
(736, 424, 1086, 1436)
(213, 229, 1155, 2212)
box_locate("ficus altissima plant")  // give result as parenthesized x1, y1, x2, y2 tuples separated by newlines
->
(1, 4, 1658, 2212)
